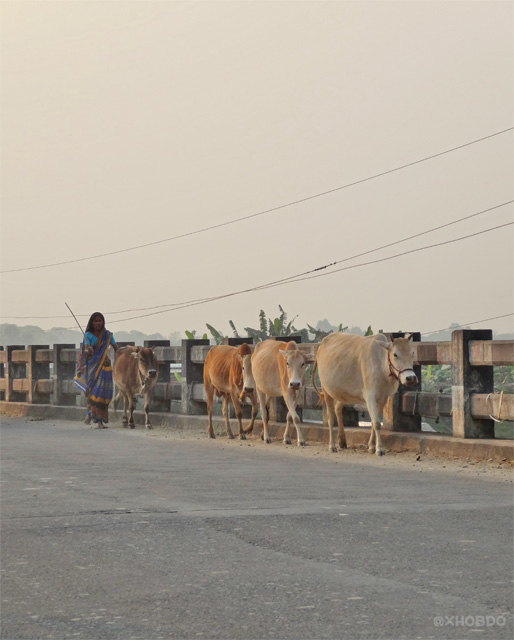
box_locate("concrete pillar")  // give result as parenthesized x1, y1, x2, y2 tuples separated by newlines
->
(383, 332, 422, 432)
(51, 344, 77, 406)
(0, 346, 4, 401)
(6, 346, 26, 403)
(342, 406, 360, 427)
(144, 340, 170, 412)
(222, 337, 254, 347)
(452, 329, 494, 438)
(27, 345, 50, 404)
(181, 338, 209, 415)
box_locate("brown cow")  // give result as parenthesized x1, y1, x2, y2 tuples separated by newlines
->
(203, 343, 258, 440)
(312, 332, 417, 455)
(113, 346, 159, 429)
(251, 339, 308, 446)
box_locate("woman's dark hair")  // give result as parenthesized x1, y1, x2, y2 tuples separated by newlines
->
(85, 312, 105, 333)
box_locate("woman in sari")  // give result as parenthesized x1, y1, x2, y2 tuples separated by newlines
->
(74, 312, 119, 429)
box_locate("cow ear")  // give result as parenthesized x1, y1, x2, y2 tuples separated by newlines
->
(378, 341, 390, 351)
(237, 353, 243, 363)
(279, 349, 288, 360)
(131, 351, 139, 359)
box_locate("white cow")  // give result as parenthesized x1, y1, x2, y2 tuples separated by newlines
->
(252, 339, 309, 446)
(312, 333, 417, 455)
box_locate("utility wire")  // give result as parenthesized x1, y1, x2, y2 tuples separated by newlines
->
(421, 313, 514, 336)
(2, 127, 512, 274)
(82, 221, 514, 327)
(3, 200, 512, 320)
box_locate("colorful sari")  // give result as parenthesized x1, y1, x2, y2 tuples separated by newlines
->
(73, 330, 114, 424)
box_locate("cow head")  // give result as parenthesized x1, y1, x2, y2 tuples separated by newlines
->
(237, 343, 255, 397)
(131, 347, 158, 383)
(280, 341, 308, 390)
(379, 334, 417, 386)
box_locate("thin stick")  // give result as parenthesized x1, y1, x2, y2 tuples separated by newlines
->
(65, 302, 85, 336)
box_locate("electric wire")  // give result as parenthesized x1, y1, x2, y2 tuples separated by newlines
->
(2, 200, 512, 320)
(2, 127, 512, 274)
(82, 221, 514, 327)
(421, 313, 514, 336)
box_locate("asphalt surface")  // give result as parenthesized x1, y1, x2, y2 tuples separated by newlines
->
(1, 417, 513, 640)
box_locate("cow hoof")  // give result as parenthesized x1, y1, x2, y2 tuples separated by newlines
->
(129, 424, 135, 430)
(330, 445, 338, 453)
(208, 434, 216, 439)
(339, 443, 348, 450)
(239, 433, 246, 441)
(283, 438, 292, 445)
(376, 449, 386, 456)
(297, 440, 306, 447)
(146, 424, 153, 430)
(265, 437, 272, 444)
(227, 433, 234, 440)
(368, 446, 376, 454)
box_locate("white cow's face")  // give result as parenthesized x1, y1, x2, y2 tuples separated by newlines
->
(386, 336, 417, 386)
(281, 349, 307, 390)
(240, 353, 256, 394)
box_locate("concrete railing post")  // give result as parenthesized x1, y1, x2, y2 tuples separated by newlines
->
(0, 346, 5, 401)
(28, 345, 50, 404)
(221, 337, 254, 347)
(181, 339, 209, 415)
(6, 346, 26, 403)
(452, 329, 494, 438)
(144, 340, 171, 413)
(51, 344, 77, 406)
(383, 332, 422, 432)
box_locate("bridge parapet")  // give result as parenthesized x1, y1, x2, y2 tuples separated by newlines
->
(0, 331, 512, 443)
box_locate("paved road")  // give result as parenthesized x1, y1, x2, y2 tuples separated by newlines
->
(1, 417, 512, 640)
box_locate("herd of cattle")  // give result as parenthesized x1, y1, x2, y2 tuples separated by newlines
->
(112, 334, 418, 456)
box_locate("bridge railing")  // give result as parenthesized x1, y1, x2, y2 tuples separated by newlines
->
(0, 330, 512, 439)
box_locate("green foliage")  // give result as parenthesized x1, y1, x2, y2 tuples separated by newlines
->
(364, 325, 374, 336)
(423, 364, 513, 395)
(185, 330, 207, 340)
(206, 323, 225, 345)
(241, 305, 303, 343)
(228, 320, 240, 338)
(307, 323, 348, 342)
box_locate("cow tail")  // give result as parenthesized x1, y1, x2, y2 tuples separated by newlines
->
(311, 359, 324, 406)
(113, 388, 120, 417)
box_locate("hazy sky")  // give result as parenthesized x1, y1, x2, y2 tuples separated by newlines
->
(1, 0, 513, 340)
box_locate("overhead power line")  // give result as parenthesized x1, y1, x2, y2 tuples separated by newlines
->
(421, 313, 514, 336)
(1, 127, 512, 275)
(77, 220, 514, 326)
(3, 200, 512, 321)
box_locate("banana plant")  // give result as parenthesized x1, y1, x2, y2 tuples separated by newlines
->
(206, 324, 225, 345)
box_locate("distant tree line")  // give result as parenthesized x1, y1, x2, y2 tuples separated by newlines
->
(2, 305, 512, 349)
(0, 324, 181, 348)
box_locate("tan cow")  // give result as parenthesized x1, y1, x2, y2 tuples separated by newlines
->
(252, 339, 308, 446)
(113, 346, 159, 429)
(312, 332, 417, 455)
(203, 343, 258, 440)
